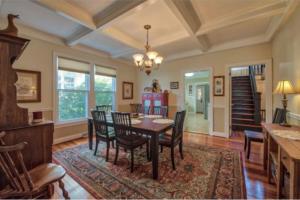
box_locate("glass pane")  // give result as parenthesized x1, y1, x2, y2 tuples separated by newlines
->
(95, 92, 115, 107)
(94, 75, 116, 92)
(58, 90, 88, 121)
(58, 70, 89, 90)
(154, 100, 161, 106)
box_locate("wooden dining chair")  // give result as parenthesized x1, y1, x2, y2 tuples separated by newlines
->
(91, 110, 115, 161)
(244, 108, 285, 159)
(96, 105, 112, 113)
(153, 106, 168, 118)
(0, 132, 69, 199)
(111, 112, 150, 172)
(159, 110, 186, 170)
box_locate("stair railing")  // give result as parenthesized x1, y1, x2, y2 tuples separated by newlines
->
(249, 66, 261, 124)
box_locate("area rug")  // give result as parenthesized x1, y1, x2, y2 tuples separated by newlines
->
(53, 143, 246, 199)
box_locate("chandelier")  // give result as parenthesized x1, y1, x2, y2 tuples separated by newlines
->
(132, 25, 163, 75)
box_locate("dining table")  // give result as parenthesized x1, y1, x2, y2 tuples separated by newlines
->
(87, 114, 174, 180)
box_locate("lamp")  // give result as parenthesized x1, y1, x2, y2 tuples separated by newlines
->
(274, 80, 296, 127)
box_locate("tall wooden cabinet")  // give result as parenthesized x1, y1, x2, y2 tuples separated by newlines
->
(142, 92, 169, 114)
(0, 34, 54, 188)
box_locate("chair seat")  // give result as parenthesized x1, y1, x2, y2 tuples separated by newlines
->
(245, 130, 263, 141)
(159, 134, 172, 146)
(117, 134, 148, 147)
(96, 130, 115, 139)
(28, 163, 66, 190)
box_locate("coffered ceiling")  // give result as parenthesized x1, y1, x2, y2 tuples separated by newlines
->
(0, 0, 298, 62)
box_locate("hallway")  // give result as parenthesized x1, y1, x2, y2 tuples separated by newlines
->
(185, 113, 209, 134)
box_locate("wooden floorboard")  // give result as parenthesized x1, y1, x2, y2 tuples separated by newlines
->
(52, 132, 276, 199)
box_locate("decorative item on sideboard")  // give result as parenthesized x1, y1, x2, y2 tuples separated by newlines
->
(274, 80, 296, 127)
(32, 111, 43, 123)
(0, 14, 19, 36)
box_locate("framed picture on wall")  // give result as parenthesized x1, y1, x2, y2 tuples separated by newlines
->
(170, 81, 179, 89)
(213, 76, 224, 96)
(122, 82, 133, 99)
(188, 85, 193, 96)
(15, 69, 41, 103)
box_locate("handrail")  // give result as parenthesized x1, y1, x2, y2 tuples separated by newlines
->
(249, 66, 261, 124)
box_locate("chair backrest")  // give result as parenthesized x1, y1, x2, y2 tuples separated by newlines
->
(96, 105, 112, 113)
(130, 103, 142, 113)
(111, 112, 132, 141)
(272, 108, 285, 124)
(0, 132, 34, 198)
(171, 110, 186, 142)
(91, 110, 109, 137)
(153, 106, 168, 118)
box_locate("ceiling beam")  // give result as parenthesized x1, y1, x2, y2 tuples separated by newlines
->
(265, 0, 300, 41)
(164, 0, 210, 51)
(66, 0, 147, 46)
(196, 1, 287, 36)
(35, 0, 96, 30)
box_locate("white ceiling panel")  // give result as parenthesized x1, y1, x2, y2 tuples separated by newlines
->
(207, 17, 272, 46)
(109, 0, 189, 47)
(192, 0, 280, 24)
(80, 31, 135, 55)
(0, 0, 84, 38)
(65, 0, 116, 16)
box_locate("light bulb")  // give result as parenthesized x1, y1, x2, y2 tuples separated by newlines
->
(154, 56, 163, 65)
(146, 51, 158, 60)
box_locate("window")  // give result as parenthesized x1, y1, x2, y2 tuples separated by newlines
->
(94, 65, 116, 110)
(57, 57, 90, 122)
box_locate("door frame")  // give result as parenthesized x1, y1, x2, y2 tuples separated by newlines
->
(225, 59, 273, 137)
(182, 68, 213, 135)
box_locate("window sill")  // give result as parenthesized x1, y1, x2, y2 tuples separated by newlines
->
(55, 119, 88, 129)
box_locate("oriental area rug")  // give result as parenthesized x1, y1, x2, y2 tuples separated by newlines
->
(53, 143, 245, 199)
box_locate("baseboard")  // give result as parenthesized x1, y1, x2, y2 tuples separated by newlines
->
(53, 131, 87, 145)
(212, 131, 228, 138)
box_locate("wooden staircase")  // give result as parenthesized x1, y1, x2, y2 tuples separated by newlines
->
(231, 76, 262, 132)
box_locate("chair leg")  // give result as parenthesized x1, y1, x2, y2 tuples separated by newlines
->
(111, 140, 115, 148)
(106, 141, 110, 162)
(171, 146, 176, 170)
(131, 149, 134, 173)
(160, 145, 163, 153)
(247, 139, 251, 159)
(58, 179, 70, 200)
(244, 136, 247, 151)
(114, 145, 119, 165)
(179, 140, 184, 159)
(94, 139, 99, 156)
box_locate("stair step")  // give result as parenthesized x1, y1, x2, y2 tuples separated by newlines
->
(232, 108, 254, 113)
(232, 76, 249, 80)
(232, 113, 254, 119)
(232, 118, 255, 124)
(231, 123, 262, 132)
(232, 104, 254, 109)
(232, 95, 252, 98)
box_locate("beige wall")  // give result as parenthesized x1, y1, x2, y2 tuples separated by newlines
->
(137, 43, 272, 134)
(8, 25, 137, 140)
(272, 5, 300, 126)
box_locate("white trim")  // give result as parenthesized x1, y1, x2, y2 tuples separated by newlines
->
(212, 131, 227, 138)
(28, 108, 53, 112)
(53, 131, 87, 145)
(288, 112, 300, 121)
(225, 59, 273, 137)
(182, 67, 214, 136)
(54, 119, 87, 129)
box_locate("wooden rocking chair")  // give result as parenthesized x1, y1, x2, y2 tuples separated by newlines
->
(0, 132, 69, 199)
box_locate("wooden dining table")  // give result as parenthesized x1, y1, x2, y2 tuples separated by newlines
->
(87, 115, 174, 179)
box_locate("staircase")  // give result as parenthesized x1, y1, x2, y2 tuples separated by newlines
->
(231, 76, 262, 132)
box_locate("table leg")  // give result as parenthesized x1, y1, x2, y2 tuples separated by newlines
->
(151, 133, 159, 179)
(88, 119, 93, 150)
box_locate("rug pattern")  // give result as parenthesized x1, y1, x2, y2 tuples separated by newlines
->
(53, 143, 245, 199)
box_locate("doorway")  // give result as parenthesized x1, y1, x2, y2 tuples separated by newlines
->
(184, 70, 210, 134)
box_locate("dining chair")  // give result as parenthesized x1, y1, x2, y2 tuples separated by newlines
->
(0, 132, 69, 199)
(244, 108, 285, 159)
(91, 110, 115, 161)
(159, 110, 186, 170)
(130, 103, 142, 113)
(153, 106, 168, 118)
(111, 112, 150, 172)
(96, 105, 112, 113)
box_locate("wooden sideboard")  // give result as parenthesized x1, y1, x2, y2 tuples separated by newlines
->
(262, 123, 300, 199)
(0, 121, 54, 188)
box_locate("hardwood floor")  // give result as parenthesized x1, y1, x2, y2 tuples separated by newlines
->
(52, 132, 276, 199)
